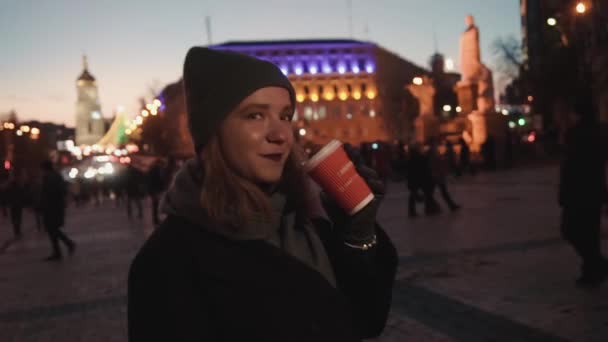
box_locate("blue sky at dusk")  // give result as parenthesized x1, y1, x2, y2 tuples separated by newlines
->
(0, 0, 520, 126)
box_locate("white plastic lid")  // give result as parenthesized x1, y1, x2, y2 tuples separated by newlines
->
(303, 139, 342, 172)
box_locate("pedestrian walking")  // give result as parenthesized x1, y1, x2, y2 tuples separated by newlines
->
(29, 173, 44, 232)
(128, 47, 397, 341)
(147, 159, 164, 225)
(126, 164, 144, 220)
(444, 140, 459, 176)
(559, 97, 608, 287)
(5, 171, 28, 239)
(406, 143, 440, 217)
(429, 139, 461, 212)
(40, 160, 75, 261)
(458, 137, 475, 176)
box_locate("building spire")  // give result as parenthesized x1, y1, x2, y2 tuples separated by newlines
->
(77, 54, 95, 82)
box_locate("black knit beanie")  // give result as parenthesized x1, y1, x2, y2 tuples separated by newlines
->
(183, 47, 295, 152)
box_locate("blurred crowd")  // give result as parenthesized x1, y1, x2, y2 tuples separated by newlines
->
(0, 157, 180, 240)
(0, 134, 521, 240)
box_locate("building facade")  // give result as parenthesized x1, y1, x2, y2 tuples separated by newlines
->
(211, 40, 427, 147)
(520, 0, 608, 127)
(75, 56, 106, 146)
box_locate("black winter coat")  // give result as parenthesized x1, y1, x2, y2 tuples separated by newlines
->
(128, 215, 398, 342)
(40, 171, 67, 228)
(559, 120, 607, 207)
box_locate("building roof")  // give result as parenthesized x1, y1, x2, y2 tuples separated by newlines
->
(77, 69, 96, 82)
(211, 39, 375, 50)
(213, 38, 372, 47)
(77, 55, 96, 82)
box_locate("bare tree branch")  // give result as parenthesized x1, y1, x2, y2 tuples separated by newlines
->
(492, 36, 524, 80)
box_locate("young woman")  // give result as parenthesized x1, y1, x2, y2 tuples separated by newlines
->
(128, 47, 397, 341)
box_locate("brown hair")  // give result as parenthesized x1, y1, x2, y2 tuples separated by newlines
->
(199, 136, 312, 232)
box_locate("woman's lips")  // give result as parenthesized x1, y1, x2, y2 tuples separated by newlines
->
(260, 153, 283, 162)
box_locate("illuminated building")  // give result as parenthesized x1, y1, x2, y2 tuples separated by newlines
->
(211, 39, 428, 146)
(75, 55, 106, 146)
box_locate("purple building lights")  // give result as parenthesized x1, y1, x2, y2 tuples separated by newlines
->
(209, 39, 377, 77)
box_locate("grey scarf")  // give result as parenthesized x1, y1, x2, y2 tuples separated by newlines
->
(161, 159, 337, 287)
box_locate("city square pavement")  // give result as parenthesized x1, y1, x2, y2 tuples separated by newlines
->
(1, 165, 607, 341)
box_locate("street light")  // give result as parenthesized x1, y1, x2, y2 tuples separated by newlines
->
(547, 17, 557, 26)
(576, 2, 586, 14)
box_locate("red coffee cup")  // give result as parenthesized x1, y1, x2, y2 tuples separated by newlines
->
(304, 140, 374, 215)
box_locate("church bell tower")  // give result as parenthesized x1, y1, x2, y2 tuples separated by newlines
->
(75, 55, 105, 146)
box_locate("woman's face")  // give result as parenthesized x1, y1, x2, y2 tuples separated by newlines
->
(218, 87, 294, 187)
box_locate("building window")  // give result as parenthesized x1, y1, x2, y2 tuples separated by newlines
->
(304, 106, 313, 120)
(347, 84, 352, 93)
(318, 106, 327, 119)
(361, 83, 367, 92)
(88, 122, 92, 133)
(318, 85, 323, 94)
(304, 86, 310, 95)
(333, 104, 341, 119)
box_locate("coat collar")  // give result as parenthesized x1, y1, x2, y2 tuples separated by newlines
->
(161, 215, 336, 289)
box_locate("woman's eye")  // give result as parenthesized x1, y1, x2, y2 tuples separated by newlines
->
(246, 112, 263, 120)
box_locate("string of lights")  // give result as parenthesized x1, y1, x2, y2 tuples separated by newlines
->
(0, 122, 41, 140)
(125, 99, 162, 136)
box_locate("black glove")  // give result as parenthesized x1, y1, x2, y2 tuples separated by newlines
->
(321, 164, 386, 244)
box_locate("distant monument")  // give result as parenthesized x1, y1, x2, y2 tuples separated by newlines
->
(75, 55, 106, 146)
(454, 15, 502, 152)
(459, 15, 482, 85)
